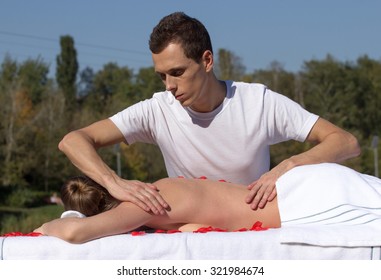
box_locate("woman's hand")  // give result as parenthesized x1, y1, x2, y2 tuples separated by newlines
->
(33, 225, 45, 235)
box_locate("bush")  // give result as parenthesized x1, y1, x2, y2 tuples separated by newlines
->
(0, 205, 63, 235)
(0, 187, 12, 205)
(5, 188, 48, 208)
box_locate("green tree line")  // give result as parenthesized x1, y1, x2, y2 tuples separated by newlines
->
(1, 36, 380, 206)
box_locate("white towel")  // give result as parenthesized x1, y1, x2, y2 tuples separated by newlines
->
(276, 163, 381, 246)
(60, 210, 86, 219)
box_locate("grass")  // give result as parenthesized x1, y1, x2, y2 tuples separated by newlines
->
(0, 205, 64, 235)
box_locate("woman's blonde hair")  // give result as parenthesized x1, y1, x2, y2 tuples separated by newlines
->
(61, 176, 119, 216)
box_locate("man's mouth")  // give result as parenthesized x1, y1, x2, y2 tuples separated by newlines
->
(175, 93, 184, 100)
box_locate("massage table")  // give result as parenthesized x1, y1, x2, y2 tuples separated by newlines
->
(2, 163, 381, 260)
(1, 228, 380, 260)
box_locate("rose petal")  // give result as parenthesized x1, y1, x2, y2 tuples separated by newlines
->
(166, 229, 182, 234)
(236, 228, 248, 232)
(250, 221, 268, 231)
(131, 231, 146, 236)
(1, 231, 42, 237)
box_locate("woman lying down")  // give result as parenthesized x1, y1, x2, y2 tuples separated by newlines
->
(34, 163, 381, 244)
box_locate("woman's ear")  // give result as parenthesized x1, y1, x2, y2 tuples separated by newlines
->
(202, 50, 214, 72)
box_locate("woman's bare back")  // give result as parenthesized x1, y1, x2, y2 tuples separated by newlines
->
(147, 178, 281, 231)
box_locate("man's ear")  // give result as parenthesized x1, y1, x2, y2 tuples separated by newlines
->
(202, 50, 214, 72)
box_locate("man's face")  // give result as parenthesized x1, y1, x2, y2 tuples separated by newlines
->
(152, 43, 211, 111)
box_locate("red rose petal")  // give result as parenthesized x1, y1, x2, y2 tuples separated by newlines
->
(193, 227, 209, 233)
(250, 221, 268, 231)
(131, 231, 146, 236)
(212, 227, 227, 232)
(128, 221, 268, 236)
(236, 228, 248, 232)
(26, 232, 43, 236)
(193, 226, 227, 233)
(1, 231, 42, 237)
(166, 229, 181, 234)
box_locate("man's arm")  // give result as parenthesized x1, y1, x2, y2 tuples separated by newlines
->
(58, 119, 168, 214)
(246, 117, 361, 209)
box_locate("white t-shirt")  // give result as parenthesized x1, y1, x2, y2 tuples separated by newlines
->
(110, 81, 319, 184)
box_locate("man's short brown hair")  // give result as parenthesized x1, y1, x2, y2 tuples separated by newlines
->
(149, 12, 213, 63)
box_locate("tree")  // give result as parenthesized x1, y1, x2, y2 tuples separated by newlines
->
(82, 62, 133, 116)
(78, 66, 95, 98)
(215, 48, 246, 80)
(134, 66, 164, 100)
(351, 56, 381, 137)
(251, 61, 297, 101)
(18, 56, 49, 105)
(33, 86, 70, 191)
(56, 35, 78, 110)
(0, 56, 50, 187)
(300, 55, 356, 128)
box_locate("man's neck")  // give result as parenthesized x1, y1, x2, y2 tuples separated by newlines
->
(190, 78, 227, 113)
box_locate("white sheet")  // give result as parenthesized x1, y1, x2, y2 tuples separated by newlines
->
(1, 230, 379, 260)
(277, 163, 381, 247)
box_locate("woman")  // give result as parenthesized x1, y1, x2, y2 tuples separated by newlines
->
(34, 163, 381, 244)
(35, 176, 281, 244)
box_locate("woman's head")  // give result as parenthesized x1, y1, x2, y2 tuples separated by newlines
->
(149, 12, 213, 63)
(61, 176, 119, 217)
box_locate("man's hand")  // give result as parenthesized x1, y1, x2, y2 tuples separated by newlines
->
(245, 172, 278, 210)
(106, 177, 169, 215)
(245, 117, 361, 210)
(245, 161, 290, 210)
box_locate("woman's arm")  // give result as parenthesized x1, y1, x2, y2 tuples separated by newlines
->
(34, 203, 153, 243)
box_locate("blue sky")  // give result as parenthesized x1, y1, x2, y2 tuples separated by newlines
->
(0, 0, 380, 75)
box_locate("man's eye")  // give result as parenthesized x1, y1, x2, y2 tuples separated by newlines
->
(172, 70, 184, 77)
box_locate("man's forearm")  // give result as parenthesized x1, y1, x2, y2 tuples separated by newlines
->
(58, 130, 118, 187)
(281, 130, 361, 174)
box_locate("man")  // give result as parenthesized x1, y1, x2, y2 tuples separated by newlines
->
(58, 12, 360, 215)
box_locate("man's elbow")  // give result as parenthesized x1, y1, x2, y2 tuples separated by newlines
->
(58, 130, 85, 153)
(58, 132, 71, 153)
(346, 132, 361, 158)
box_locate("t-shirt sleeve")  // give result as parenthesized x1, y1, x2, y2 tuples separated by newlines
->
(264, 88, 319, 144)
(109, 99, 158, 145)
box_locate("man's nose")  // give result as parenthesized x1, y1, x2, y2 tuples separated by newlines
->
(166, 76, 176, 91)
